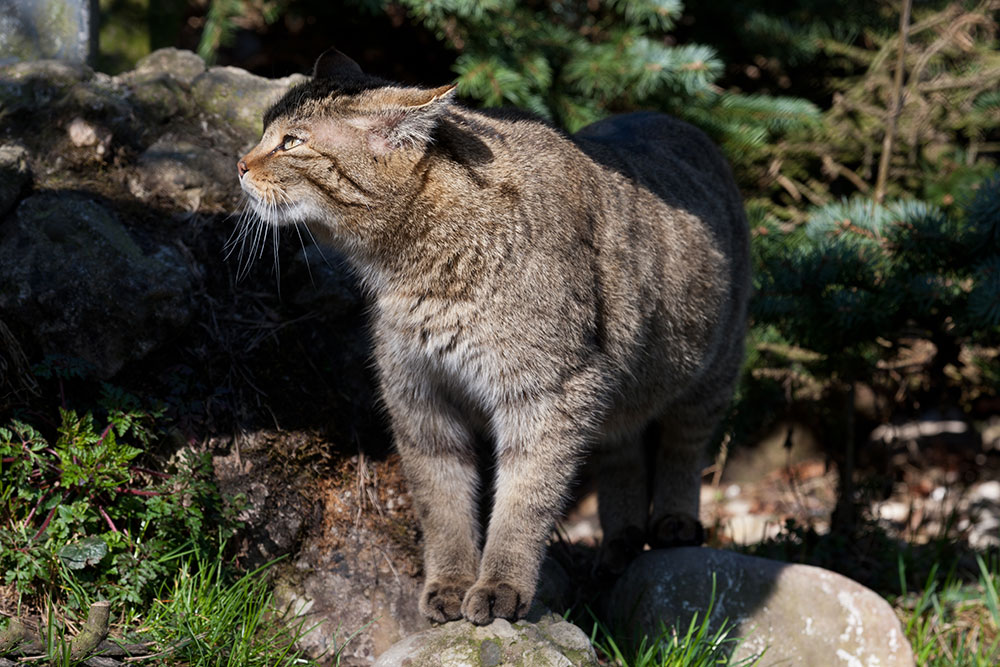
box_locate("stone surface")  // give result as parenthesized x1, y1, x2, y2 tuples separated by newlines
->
(129, 132, 238, 208)
(607, 548, 915, 666)
(191, 66, 308, 136)
(0, 59, 93, 116)
(0, 49, 311, 377)
(0, 144, 30, 217)
(129, 48, 206, 86)
(374, 610, 599, 667)
(0, 0, 97, 65)
(0, 192, 195, 377)
(119, 48, 207, 124)
(212, 437, 425, 666)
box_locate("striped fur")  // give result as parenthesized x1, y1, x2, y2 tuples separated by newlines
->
(237, 50, 750, 625)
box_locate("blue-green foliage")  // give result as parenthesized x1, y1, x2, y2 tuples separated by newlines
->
(742, 173, 1000, 431)
(394, 0, 819, 150)
(753, 175, 1000, 356)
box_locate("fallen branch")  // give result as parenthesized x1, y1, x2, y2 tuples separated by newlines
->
(874, 0, 913, 204)
(70, 601, 110, 663)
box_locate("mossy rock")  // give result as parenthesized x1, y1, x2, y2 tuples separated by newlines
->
(374, 610, 598, 667)
(191, 66, 307, 139)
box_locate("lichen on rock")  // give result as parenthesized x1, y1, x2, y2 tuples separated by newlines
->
(373, 610, 599, 667)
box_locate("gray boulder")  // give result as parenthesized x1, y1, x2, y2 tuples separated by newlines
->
(0, 0, 98, 65)
(191, 66, 308, 137)
(0, 144, 30, 217)
(0, 192, 195, 376)
(607, 548, 914, 666)
(374, 611, 599, 667)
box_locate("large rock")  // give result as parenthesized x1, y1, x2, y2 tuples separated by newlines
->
(0, 0, 97, 65)
(191, 66, 308, 137)
(212, 436, 427, 666)
(129, 48, 207, 86)
(0, 144, 30, 217)
(0, 192, 195, 376)
(0, 49, 317, 375)
(607, 548, 914, 666)
(374, 611, 599, 667)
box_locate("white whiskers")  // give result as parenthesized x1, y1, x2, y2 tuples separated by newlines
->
(225, 187, 335, 291)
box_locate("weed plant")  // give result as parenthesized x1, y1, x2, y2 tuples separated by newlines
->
(0, 356, 323, 665)
(0, 394, 240, 613)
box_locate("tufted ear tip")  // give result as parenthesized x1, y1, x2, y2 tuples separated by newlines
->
(362, 83, 457, 154)
(428, 83, 458, 104)
(313, 47, 363, 80)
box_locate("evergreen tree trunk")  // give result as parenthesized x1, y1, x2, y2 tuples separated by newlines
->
(832, 384, 857, 535)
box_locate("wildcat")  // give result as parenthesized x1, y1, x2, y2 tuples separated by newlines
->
(236, 49, 750, 626)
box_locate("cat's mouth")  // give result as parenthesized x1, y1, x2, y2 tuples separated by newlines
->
(242, 187, 326, 229)
(237, 181, 291, 226)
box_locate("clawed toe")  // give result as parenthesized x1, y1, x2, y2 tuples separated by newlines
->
(420, 580, 472, 623)
(461, 581, 529, 625)
(649, 513, 705, 548)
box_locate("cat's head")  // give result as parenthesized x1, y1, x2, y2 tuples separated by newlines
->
(236, 49, 455, 236)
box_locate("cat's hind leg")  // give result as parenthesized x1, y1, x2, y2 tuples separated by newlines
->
(592, 425, 651, 575)
(648, 399, 727, 549)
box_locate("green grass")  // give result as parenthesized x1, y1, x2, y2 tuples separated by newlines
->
(141, 554, 319, 667)
(589, 576, 764, 667)
(898, 554, 1000, 666)
(13, 553, 329, 666)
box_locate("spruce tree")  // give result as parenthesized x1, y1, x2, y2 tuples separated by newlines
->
(390, 0, 819, 161)
(742, 174, 1000, 438)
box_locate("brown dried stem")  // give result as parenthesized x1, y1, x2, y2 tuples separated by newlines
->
(874, 0, 913, 204)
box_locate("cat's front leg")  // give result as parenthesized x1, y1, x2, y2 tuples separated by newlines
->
(384, 385, 482, 623)
(462, 387, 601, 624)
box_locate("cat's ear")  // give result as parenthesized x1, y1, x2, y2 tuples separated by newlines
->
(313, 48, 363, 80)
(361, 84, 457, 155)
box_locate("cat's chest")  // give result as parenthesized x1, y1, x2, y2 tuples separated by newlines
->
(375, 291, 501, 402)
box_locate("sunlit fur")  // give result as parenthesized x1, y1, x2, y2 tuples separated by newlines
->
(234, 50, 750, 626)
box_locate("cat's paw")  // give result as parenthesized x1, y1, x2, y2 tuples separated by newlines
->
(461, 581, 530, 625)
(419, 579, 472, 623)
(649, 513, 705, 548)
(597, 525, 645, 576)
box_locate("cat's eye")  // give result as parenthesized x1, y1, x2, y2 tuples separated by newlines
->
(281, 135, 304, 150)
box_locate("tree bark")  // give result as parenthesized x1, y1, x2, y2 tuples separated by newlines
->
(69, 601, 111, 662)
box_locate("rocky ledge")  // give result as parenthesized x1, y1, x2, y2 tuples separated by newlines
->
(0, 50, 915, 666)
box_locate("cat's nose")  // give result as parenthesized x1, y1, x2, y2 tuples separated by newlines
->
(237, 159, 249, 178)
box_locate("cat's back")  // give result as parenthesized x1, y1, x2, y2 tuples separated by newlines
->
(441, 108, 746, 247)
(573, 112, 746, 245)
